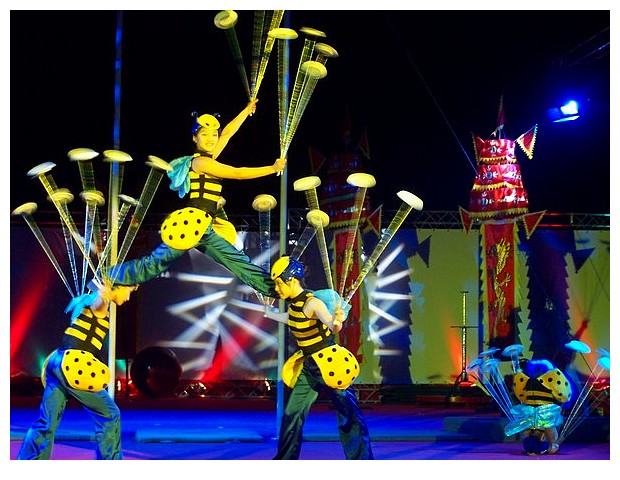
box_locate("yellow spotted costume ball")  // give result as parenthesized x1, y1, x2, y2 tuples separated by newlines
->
(312, 344, 359, 389)
(513, 368, 572, 406)
(282, 345, 359, 390)
(42, 349, 110, 392)
(61, 350, 110, 392)
(161, 207, 211, 250)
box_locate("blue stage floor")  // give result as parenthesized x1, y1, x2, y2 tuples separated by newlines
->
(7, 396, 611, 463)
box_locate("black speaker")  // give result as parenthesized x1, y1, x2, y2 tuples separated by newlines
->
(130, 346, 182, 397)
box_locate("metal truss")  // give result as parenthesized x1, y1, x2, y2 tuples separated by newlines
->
(227, 210, 610, 231)
(175, 380, 385, 403)
(11, 209, 610, 231)
(177, 379, 276, 399)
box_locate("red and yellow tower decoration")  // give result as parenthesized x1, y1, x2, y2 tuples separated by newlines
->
(460, 101, 544, 350)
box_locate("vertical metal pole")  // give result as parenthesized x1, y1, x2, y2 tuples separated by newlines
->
(460, 290, 468, 383)
(107, 10, 123, 398)
(276, 169, 287, 437)
(275, 10, 290, 438)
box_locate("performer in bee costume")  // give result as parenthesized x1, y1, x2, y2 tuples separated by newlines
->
(270, 256, 373, 460)
(505, 358, 573, 455)
(17, 280, 139, 460)
(110, 99, 286, 297)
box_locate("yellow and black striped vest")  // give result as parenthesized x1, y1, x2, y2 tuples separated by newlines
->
(187, 156, 223, 215)
(59, 308, 109, 359)
(288, 290, 334, 355)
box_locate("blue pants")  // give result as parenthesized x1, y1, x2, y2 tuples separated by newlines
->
(17, 350, 122, 460)
(274, 355, 374, 460)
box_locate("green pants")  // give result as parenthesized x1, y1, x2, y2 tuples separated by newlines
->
(110, 229, 276, 297)
(274, 355, 374, 460)
(17, 350, 122, 460)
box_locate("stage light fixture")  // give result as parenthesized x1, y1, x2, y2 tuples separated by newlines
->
(547, 100, 580, 123)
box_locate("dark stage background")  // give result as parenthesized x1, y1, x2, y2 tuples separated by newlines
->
(9, 10, 610, 215)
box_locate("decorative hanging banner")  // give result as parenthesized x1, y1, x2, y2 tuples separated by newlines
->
(363, 205, 382, 237)
(416, 235, 431, 268)
(516, 125, 538, 160)
(308, 146, 326, 174)
(521, 210, 546, 239)
(357, 127, 370, 160)
(459, 206, 473, 234)
(482, 222, 517, 349)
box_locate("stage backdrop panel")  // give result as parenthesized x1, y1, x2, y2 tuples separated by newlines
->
(406, 229, 480, 384)
(10, 225, 610, 386)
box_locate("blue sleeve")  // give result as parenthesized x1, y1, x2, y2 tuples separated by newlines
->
(311, 289, 352, 320)
(167, 155, 193, 198)
(65, 291, 99, 321)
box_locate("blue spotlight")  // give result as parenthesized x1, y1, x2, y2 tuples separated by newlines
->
(547, 100, 580, 123)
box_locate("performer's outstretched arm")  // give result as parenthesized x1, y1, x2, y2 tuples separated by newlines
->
(212, 99, 257, 159)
